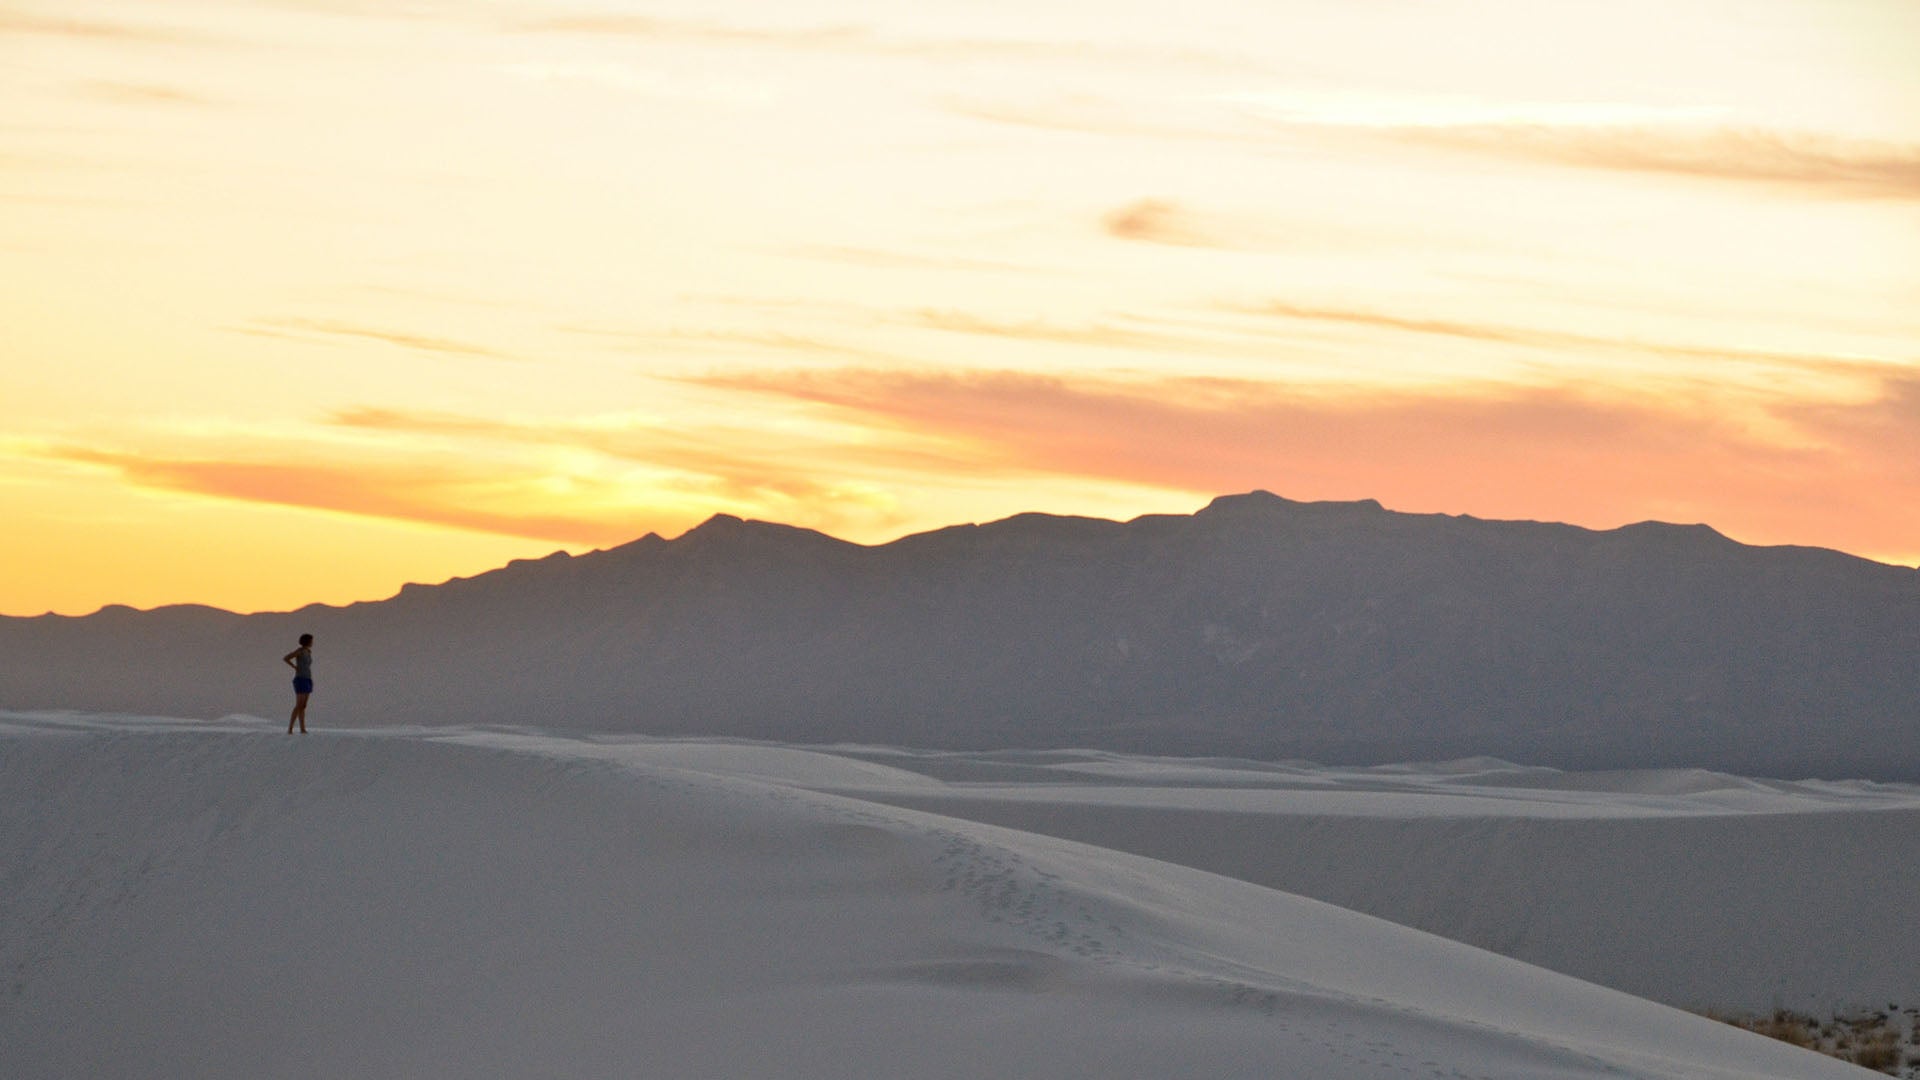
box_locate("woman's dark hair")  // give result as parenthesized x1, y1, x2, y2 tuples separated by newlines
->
(299, 633, 313, 646)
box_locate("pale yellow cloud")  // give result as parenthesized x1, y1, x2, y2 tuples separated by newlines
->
(1102, 199, 1221, 248)
(517, 12, 1257, 72)
(1229, 300, 1903, 379)
(957, 91, 1920, 199)
(1379, 125, 1920, 199)
(774, 244, 1052, 276)
(1098, 199, 1376, 254)
(49, 446, 648, 546)
(517, 14, 869, 50)
(323, 406, 924, 541)
(76, 81, 211, 106)
(0, 10, 206, 43)
(557, 323, 899, 364)
(905, 309, 1192, 352)
(329, 406, 859, 505)
(235, 319, 518, 361)
(944, 96, 1237, 143)
(10, 401, 925, 568)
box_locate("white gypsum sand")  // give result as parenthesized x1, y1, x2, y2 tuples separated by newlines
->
(0, 712, 1889, 1080)
(782, 744, 1920, 1016)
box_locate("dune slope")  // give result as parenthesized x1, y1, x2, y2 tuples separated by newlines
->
(0, 715, 1873, 1079)
(798, 746, 1920, 1013)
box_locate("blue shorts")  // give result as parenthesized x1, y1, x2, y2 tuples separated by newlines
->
(292, 677, 314, 695)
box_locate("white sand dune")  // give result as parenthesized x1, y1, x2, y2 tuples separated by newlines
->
(775, 746, 1920, 1014)
(0, 713, 1885, 1079)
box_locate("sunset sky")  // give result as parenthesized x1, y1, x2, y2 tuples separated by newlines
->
(3, 0, 1917, 615)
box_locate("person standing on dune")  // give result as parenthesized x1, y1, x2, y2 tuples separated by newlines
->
(283, 633, 314, 734)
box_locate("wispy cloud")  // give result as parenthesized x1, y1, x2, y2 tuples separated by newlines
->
(905, 309, 1193, 352)
(775, 244, 1054, 276)
(245, 0, 478, 19)
(329, 406, 835, 493)
(235, 318, 517, 361)
(945, 97, 1230, 142)
(572, 301, 1276, 364)
(0, 147, 107, 174)
(1102, 200, 1222, 248)
(1234, 300, 1609, 350)
(696, 367, 1720, 501)
(48, 446, 646, 546)
(29, 361, 1920, 561)
(520, 13, 1261, 73)
(1784, 374, 1920, 469)
(955, 90, 1920, 200)
(1229, 299, 1901, 377)
(700, 365, 1920, 559)
(566, 291, 1897, 384)
(1229, 95, 1737, 130)
(1098, 199, 1354, 253)
(39, 410, 906, 546)
(556, 323, 898, 364)
(518, 14, 868, 50)
(0, 10, 205, 43)
(891, 294, 1896, 382)
(1380, 125, 1920, 200)
(325, 407, 913, 536)
(77, 81, 211, 106)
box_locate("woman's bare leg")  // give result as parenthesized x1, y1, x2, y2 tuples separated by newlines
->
(290, 694, 309, 733)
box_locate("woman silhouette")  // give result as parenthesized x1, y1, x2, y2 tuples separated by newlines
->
(283, 633, 314, 733)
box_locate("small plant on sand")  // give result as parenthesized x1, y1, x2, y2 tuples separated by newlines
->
(1852, 1031, 1899, 1071)
(1740, 1010, 1817, 1049)
(1702, 1006, 1918, 1077)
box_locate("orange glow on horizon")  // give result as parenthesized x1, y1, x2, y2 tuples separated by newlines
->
(4, 0, 1918, 615)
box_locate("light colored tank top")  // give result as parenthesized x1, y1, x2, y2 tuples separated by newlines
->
(294, 648, 312, 680)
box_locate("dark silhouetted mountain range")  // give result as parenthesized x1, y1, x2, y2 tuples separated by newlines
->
(5, 492, 1917, 778)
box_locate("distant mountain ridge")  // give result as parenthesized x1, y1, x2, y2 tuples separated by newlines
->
(6, 491, 1919, 779)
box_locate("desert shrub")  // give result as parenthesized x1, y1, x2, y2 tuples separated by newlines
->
(1743, 1011, 1817, 1049)
(1702, 1006, 1919, 1074)
(1849, 1032, 1897, 1071)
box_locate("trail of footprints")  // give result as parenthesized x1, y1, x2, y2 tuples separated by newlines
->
(929, 828, 1116, 961)
(802, 789, 1640, 1079)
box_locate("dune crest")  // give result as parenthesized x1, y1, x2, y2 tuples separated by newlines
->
(0, 714, 1873, 1079)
